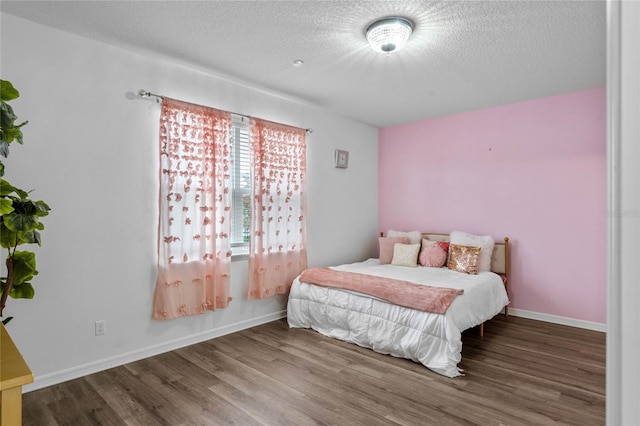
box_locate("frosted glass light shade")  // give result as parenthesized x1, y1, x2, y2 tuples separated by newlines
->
(366, 17, 413, 54)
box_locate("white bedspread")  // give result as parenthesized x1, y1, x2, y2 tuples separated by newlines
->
(287, 259, 509, 377)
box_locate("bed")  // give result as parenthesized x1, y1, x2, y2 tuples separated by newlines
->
(287, 231, 510, 378)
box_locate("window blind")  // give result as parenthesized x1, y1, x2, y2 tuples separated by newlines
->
(231, 115, 251, 253)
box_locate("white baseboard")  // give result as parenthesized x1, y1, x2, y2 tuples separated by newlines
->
(24, 310, 287, 393)
(508, 308, 606, 333)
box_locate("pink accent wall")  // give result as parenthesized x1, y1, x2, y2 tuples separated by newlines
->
(379, 88, 606, 324)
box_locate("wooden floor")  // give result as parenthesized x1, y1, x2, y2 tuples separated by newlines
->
(22, 315, 605, 425)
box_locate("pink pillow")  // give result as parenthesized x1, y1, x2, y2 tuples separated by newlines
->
(379, 237, 409, 264)
(419, 244, 447, 267)
(436, 241, 450, 253)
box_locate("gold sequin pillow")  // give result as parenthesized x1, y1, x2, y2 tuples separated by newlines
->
(448, 244, 481, 275)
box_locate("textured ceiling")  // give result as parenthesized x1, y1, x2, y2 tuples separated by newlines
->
(1, 0, 606, 128)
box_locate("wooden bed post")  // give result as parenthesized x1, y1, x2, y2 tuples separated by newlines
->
(479, 236, 509, 337)
(504, 237, 510, 317)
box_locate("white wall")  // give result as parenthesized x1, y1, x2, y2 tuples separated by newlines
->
(607, 2, 640, 424)
(0, 13, 379, 391)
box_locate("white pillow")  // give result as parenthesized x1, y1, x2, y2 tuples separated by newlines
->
(387, 229, 422, 245)
(450, 231, 495, 272)
(391, 243, 421, 267)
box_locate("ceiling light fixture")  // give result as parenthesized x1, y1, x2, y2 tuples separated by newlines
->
(366, 16, 413, 54)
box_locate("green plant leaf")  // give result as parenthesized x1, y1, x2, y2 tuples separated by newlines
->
(0, 140, 9, 158)
(0, 177, 15, 195)
(0, 160, 4, 177)
(0, 178, 20, 196)
(2, 127, 24, 145)
(10, 250, 38, 286)
(12, 197, 37, 211)
(0, 80, 19, 101)
(10, 282, 35, 299)
(2, 317, 14, 326)
(0, 212, 40, 247)
(19, 229, 41, 245)
(0, 197, 13, 214)
(1, 102, 17, 128)
(3, 209, 38, 233)
(34, 200, 51, 216)
(0, 222, 18, 248)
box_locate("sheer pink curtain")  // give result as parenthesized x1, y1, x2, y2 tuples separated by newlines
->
(153, 98, 233, 319)
(247, 119, 307, 299)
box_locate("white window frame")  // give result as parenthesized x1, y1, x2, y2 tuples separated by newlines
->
(230, 115, 251, 260)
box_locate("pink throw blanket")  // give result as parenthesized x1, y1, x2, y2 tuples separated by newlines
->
(299, 267, 463, 314)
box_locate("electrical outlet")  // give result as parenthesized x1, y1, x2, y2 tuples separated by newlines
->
(95, 320, 105, 336)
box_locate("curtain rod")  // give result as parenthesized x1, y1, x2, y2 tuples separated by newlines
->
(138, 89, 312, 134)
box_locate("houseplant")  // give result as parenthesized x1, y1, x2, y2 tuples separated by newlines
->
(0, 79, 50, 325)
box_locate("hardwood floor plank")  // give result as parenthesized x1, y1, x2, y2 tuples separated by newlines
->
(108, 360, 198, 425)
(43, 378, 124, 426)
(208, 379, 318, 425)
(258, 358, 398, 426)
(84, 369, 160, 426)
(23, 315, 605, 425)
(22, 388, 59, 426)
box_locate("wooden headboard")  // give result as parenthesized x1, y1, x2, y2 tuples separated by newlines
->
(379, 231, 510, 277)
(420, 233, 509, 277)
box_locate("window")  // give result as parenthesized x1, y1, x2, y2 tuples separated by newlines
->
(230, 115, 251, 257)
